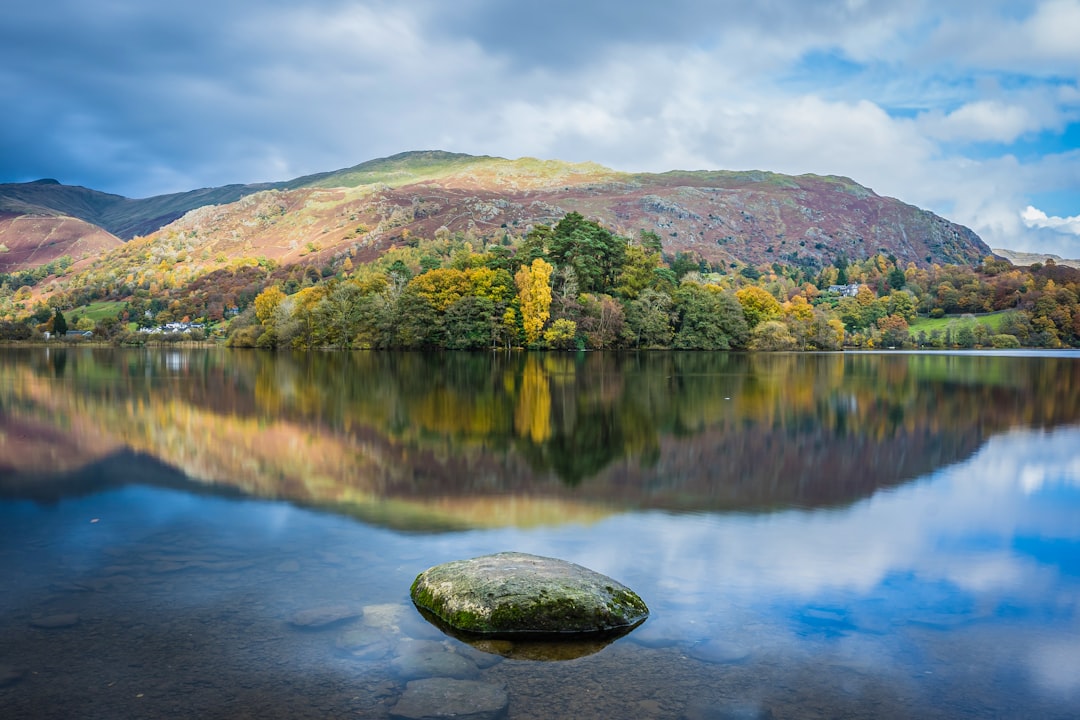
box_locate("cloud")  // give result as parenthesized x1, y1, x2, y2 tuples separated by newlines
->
(0, 0, 1076, 255)
(1022, 206, 1080, 236)
(919, 101, 1047, 143)
(925, 0, 1080, 73)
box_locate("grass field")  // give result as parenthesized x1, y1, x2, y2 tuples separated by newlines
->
(908, 311, 1006, 337)
(73, 300, 125, 323)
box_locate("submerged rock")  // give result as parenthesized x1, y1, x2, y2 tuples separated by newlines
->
(410, 552, 648, 636)
(391, 639, 479, 680)
(390, 678, 508, 720)
(688, 639, 751, 664)
(335, 626, 391, 661)
(288, 604, 361, 629)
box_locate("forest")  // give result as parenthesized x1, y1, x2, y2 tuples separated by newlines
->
(2, 212, 1079, 350)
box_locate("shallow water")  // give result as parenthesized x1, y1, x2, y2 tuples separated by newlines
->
(1, 348, 1079, 719)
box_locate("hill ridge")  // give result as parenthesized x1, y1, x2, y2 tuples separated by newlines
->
(0, 151, 991, 276)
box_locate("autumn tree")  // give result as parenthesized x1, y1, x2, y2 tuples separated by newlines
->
(515, 258, 553, 346)
(749, 320, 798, 351)
(579, 294, 624, 349)
(543, 318, 578, 350)
(877, 314, 911, 347)
(254, 286, 286, 325)
(736, 286, 783, 329)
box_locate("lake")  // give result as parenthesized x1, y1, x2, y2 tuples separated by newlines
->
(1, 347, 1079, 719)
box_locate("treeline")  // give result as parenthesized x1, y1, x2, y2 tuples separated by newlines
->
(0, 255, 73, 291)
(3, 212, 1079, 349)
(223, 212, 1079, 350)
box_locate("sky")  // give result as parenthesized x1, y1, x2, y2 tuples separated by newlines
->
(1, 0, 1078, 258)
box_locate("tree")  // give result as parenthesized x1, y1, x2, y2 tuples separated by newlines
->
(52, 308, 68, 335)
(444, 296, 499, 349)
(579, 294, 625, 349)
(515, 258, 553, 346)
(254, 286, 286, 325)
(736, 286, 783, 329)
(616, 244, 661, 299)
(314, 281, 364, 348)
(806, 309, 845, 350)
(409, 268, 471, 312)
(547, 212, 626, 293)
(953, 317, 978, 348)
(877, 314, 910, 347)
(886, 290, 917, 322)
(749, 320, 797, 351)
(670, 252, 701, 281)
(674, 283, 749, 350)
(625, 288, 675, 348)
(543, 318, 579, 349)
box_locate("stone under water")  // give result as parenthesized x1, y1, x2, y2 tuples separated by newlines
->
(409, 552, 648, 636)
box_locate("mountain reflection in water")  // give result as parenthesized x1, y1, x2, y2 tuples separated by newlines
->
(2, 348, 1078, 529)
(1, 348, 1079, 719)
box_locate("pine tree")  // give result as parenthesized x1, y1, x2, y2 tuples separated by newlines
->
(52, 309, 68, 335)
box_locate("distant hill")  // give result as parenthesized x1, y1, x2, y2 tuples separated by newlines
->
(0, 151, 991, 277)
(991, 248, 1080, 269)
(0, 177, 282, 240)
(0, 211, 123, 272)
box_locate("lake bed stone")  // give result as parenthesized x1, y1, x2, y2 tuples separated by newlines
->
(390, 678, 508, 720)
(687, 639, 751, 664)
(391, 639, 479, 680)
(335, 626, 391, 661)
(288, 604, 361, 629)
(410, 552, 648, 636)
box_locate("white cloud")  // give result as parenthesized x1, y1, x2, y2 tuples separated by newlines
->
(919, 100, 1045, 143)
(1022, 206, 1080, 236)
(1023, 0, 1080, 63)
(0, 0, 1077, 257)
(927, 0, 1080, 74)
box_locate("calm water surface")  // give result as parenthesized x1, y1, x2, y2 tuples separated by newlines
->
(1, 348, 1079, 719)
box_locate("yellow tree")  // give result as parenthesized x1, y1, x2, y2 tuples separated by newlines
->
(736, 285, 782, 329)
(515, 258, 553, 345)
(254, 286, 286, 325)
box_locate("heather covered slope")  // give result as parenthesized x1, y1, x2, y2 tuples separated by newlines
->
(1, 152, 991, 279)
(0, 211, 123, 272)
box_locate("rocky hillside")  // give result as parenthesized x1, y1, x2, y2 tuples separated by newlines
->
(1, 151, 991, 278)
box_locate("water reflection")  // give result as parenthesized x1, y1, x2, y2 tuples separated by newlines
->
(2, 348, 1080, 529)
(0, 420, 1077, 718)
(414, 606, 640, 661)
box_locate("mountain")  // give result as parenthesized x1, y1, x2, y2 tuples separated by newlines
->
(991, 247, 1080, 269)
(0, 151, 991, 278)
(0, 177, 282, 240)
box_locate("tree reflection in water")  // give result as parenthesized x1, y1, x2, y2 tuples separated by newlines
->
(1, 348, 1078, 528)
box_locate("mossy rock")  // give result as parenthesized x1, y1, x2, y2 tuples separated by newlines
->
(410, 552, 648, 636)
